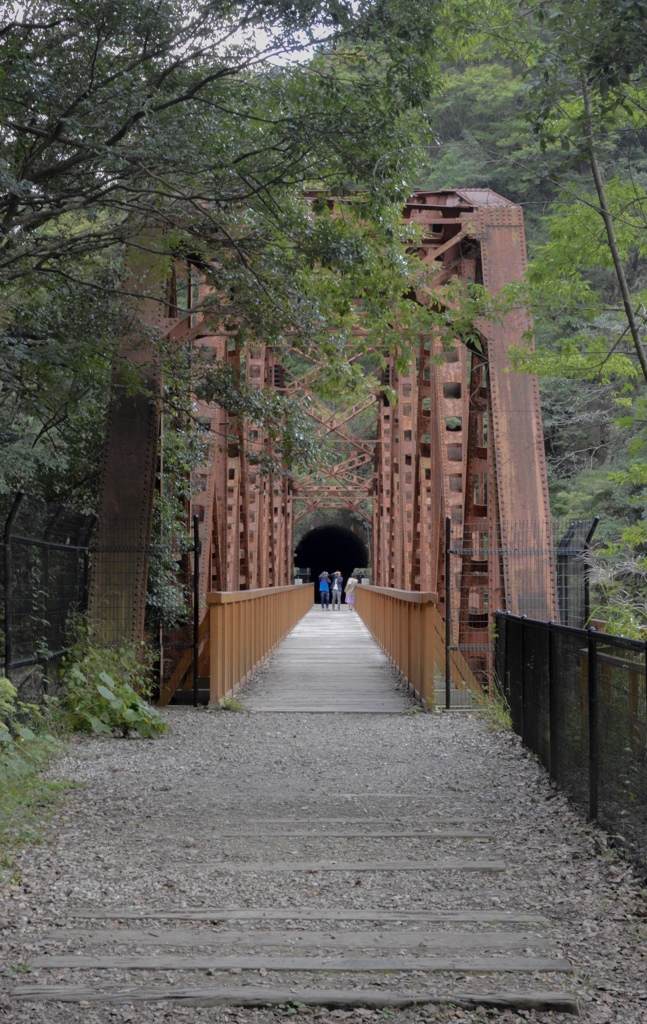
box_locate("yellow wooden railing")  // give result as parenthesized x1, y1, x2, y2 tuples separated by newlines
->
(206, 584, 314, 703)
(354, 584, 477, 708)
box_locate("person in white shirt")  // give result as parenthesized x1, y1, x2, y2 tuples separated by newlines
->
(344, 574, 358, 610)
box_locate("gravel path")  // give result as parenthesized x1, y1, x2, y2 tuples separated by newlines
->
(1, 695, 646, 1024)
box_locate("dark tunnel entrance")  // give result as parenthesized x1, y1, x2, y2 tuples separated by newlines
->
(295, 525, 369, 603)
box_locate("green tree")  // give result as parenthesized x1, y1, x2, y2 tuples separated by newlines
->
(422, 62, 559, 219)
(0, 0, 448, 502)
(448, 0, 647, 629)
(459, 0, 647, 380)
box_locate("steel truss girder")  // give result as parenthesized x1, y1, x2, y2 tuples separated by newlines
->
(372, 188, 554, 683)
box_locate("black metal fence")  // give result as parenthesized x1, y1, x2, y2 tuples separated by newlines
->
(2, 492, 95, 698)
(2, 493, 199, 702)
(495, 611, 647, 874)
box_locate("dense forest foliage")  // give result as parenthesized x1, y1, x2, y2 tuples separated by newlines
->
(424, 56, 647, 537)
(0, 0, 450, 511)
(2, 0, 647, 630)
(426, 0, 647, 630)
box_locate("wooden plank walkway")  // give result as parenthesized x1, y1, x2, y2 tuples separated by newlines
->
(242, 605, 409, 712)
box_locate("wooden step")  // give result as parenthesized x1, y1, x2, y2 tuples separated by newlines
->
(68, 908, 548, 924)
(30, 953, 572, 972)
(44, 928, 554, 953)
(165, 858, 507, 872)
(8, 984, 581, 1012)
(204, 816, 496, 824)
(192, 827, 495, 835)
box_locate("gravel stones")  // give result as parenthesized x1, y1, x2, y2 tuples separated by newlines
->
(1, 707, 646, 1024)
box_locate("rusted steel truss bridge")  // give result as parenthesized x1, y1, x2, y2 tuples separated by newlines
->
(89, 189, 556, 703)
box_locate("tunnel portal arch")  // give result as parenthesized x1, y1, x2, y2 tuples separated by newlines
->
(295, 523, 369, 602)
(293, 508, 371, 551)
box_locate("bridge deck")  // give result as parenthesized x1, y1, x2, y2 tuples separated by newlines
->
(242, 605, 411, 712)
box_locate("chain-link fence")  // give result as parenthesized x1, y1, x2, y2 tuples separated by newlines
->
(446, 516, 599, 703)
(495, 611, 647, 873)
(88, 518, 196, 697)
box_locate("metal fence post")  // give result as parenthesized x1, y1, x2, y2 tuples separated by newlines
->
(40, 507, 63, 687)
(445, 515, 451, 710)
(520, 614, 527, 744)
(3, 491, 24, 681)
(81, 515, 97, 610)
(547, 620, 557, 781)
(587, 627, 598, 821)
(193, 514, 200, 708)
(583, 516, 600, 626)
(503, 610, 511, 705)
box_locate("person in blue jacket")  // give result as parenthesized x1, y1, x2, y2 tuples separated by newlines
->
(319, 571, 331, 610)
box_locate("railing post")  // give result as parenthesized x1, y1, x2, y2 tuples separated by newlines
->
(445, 515, 451, 710)
(587, 627, 599, 821)
(209, 602, 218, 704)
(3, 491, 24, 681)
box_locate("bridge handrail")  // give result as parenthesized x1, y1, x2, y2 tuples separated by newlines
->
(355, 585, 476, 708)
(206, 584, 306, 605)
(206, 583, 314, 703)
(358, 585, 439, 604)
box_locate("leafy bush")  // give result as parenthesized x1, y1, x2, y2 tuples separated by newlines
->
(0, 677, 16, 746)
(471, 684, 512, 732)
(61, 643, 168, 739)
(588, 546, 647, 639)
(0, 676, 58, 748)
(220, 695, 245, 712)
(0, 676, 66, 853)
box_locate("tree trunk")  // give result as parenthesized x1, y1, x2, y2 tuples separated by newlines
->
(580, 71, 647, 385)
